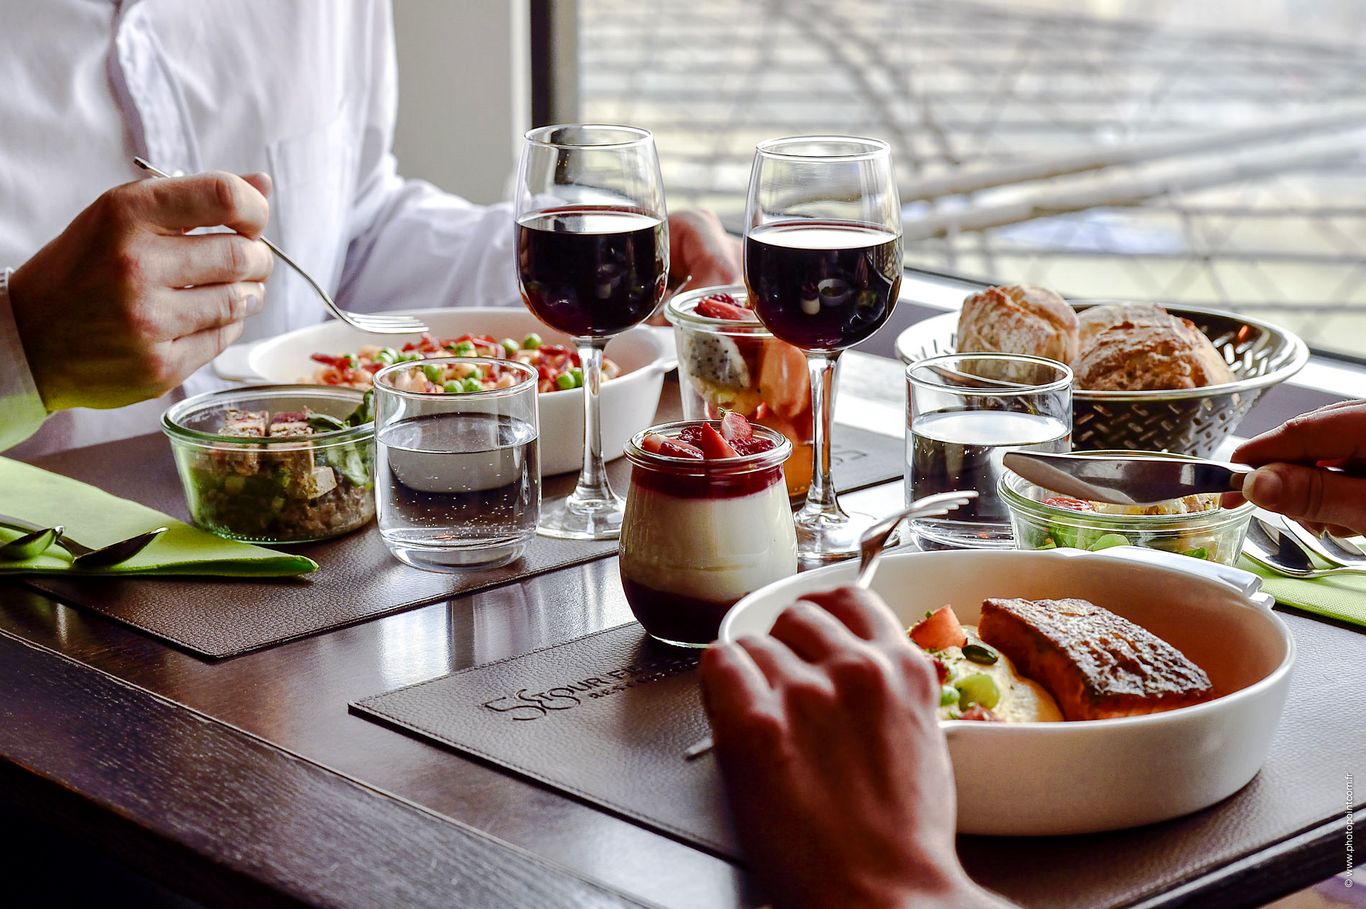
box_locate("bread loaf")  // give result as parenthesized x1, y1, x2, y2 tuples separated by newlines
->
(956, 285, 1079, 365)
(1076, 303, 1168, 350)
(1073, 315, 1235, 391)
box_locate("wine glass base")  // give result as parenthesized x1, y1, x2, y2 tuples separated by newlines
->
(537, 494, 625, 541)
(794, 509, 883, 566)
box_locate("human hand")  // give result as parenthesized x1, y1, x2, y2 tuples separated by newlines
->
(668, 209, 741, 291)
(1221, 399, 1366, 537)
(8, 171, 274, 411)
(699, 586, 1010, 909)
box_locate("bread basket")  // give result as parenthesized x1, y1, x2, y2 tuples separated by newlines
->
(894, 301, 1309, 456)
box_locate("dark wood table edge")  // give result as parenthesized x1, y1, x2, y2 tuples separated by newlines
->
(0, 628, 654, 909)
(1123, 810, 1360, 908)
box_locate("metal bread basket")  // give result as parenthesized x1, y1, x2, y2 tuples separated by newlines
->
(894, 301, 1310, 457)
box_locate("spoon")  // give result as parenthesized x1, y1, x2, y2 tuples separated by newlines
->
(1317, 532, 1366, 567)
(683, 492, 978, 761)
(0, 513, 167, 569)
(0, 525, 62, 561)
(1243, 518, 1366, 579)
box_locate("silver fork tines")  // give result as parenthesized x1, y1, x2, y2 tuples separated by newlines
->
(133, 158, 428, 336)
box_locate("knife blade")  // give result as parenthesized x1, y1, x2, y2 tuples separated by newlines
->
(1002, 451, 1255, 506)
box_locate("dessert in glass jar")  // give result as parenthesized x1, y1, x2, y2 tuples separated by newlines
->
(665, 284, 814, 497)
(619, 413, 797, 647)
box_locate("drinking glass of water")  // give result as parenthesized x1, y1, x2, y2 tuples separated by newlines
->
(374, 357, 541, 572)
(906, 353, 1072, 549)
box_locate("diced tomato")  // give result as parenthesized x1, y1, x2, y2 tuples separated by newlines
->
(699, 423, 739, 459)
(310, 353, 347, 367)
(959, 706, 1001, 722)
(909, 605, 968, 650)
(1043, 496, 1096, 512)
(932, 657, 948, 684)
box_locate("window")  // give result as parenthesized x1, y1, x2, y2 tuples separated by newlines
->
(574, 0, 1366, 359)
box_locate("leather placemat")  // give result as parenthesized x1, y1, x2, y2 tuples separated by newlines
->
(15, 408, 902, 660)
(350, 622, 741, 859)
(353, 612, 1366, 902)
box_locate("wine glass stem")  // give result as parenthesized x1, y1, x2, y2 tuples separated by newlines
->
(800, 351, 847, 522)
(569, 338, 616, 508)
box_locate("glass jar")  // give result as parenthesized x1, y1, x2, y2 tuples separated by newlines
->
(619, 421, 797, 647)
(665, 284, 815, 497)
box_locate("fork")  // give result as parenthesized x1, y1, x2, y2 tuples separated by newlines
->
(683, 492, 977, 762)
(133, 158, 429, 335)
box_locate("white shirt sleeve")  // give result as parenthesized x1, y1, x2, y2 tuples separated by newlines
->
(0, 269, 48, 452)
(332, 0, 520, 315)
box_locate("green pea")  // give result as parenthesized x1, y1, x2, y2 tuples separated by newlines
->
(1088, 533, 1131, 552)
(954, 673, 1000, 710)
(555, 372, 576, 391)
(421, 364, 444, 383)
(453, 341, 477, 357)
(375, 348, 398, 365)
(344, 354, 359, 369)
(500, 338, 520, 356)
(570, 366, 584, 385)
(462, 377, 485, 393)
(939, 685, 961, 708)
(443, 380, 463, 394)
(522, 333, 543, 350)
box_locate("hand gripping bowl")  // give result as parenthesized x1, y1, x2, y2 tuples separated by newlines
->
(720, 547, 1294, 836)
(895, 301, 1309, 457)
(212, 307, 675, 476)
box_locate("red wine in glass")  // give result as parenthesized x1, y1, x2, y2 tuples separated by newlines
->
(516, 205, 667, 337)
(745, 220, 902, 351)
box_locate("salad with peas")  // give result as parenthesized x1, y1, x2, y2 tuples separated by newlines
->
(310, 333, 621, 394)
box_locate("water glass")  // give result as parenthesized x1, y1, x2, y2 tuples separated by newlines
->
(906, 353, 1072, 549)
(374, 357, 540, 572)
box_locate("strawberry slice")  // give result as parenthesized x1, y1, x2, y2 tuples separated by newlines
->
(696, 298, 757, 321)
(640, 433, 667, 454)
(698, 422, 739, 458)
(720, 411, 754, 443)
(659, 438, 704, 459)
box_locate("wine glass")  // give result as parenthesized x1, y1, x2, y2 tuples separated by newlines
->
(515, 125, 669, 540)
(744, 136, 902, 563)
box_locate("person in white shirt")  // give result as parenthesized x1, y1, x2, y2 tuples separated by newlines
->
(0, 0, 739, 457)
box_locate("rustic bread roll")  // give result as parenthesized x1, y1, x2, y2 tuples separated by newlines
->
(956, 285, 1080, 365)
(1073, 315, 1235, 391)
(1076, 302, 1169, 350)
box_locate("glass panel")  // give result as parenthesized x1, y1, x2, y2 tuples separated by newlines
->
(577, 0, 1366, 359)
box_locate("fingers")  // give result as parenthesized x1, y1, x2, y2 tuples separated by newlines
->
(1233, 401, 1366, 467)
(164, 317, 247, 384)
(769, 599, 861, 662)
(1241, 463, 1366, 536)
(699, 642, 782, 754)
(135, 171, 271, 237)
(737, 635, 820, 688)
(668, 209, 741, 287)
(156, 282, 265, 339)
(799, 586, 907, 644)
(157, 232, 274, 287)
(240, 172, 273, 200)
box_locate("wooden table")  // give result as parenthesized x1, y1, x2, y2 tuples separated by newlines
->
(3, 297, 1363, 909)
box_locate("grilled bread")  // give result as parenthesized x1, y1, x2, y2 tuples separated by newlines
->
(977, 597, 1213, 720)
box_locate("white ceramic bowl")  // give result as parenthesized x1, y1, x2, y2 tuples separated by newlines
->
(212, 307, 675, 476)
(721, 547, 1294, 835)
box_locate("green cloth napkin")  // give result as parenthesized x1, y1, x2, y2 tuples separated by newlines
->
(0, 458, 317, 577)
(1239, 554, 1366, 629)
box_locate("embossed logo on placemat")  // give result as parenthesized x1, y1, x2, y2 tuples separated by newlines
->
(480, 651, 699, 721)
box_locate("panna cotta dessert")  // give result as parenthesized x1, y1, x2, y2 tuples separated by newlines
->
(619, 413, 797, 646)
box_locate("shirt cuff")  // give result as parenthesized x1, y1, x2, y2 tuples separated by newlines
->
(0, 268, 48, 451)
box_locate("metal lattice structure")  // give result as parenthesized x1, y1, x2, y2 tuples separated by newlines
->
(579, 0, 1366, 357)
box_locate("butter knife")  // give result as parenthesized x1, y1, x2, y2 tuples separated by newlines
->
(1002, 451, 1254, 506)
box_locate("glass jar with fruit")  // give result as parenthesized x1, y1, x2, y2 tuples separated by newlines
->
(665, 284, 815, 497)
(619, 414, 797, 647)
